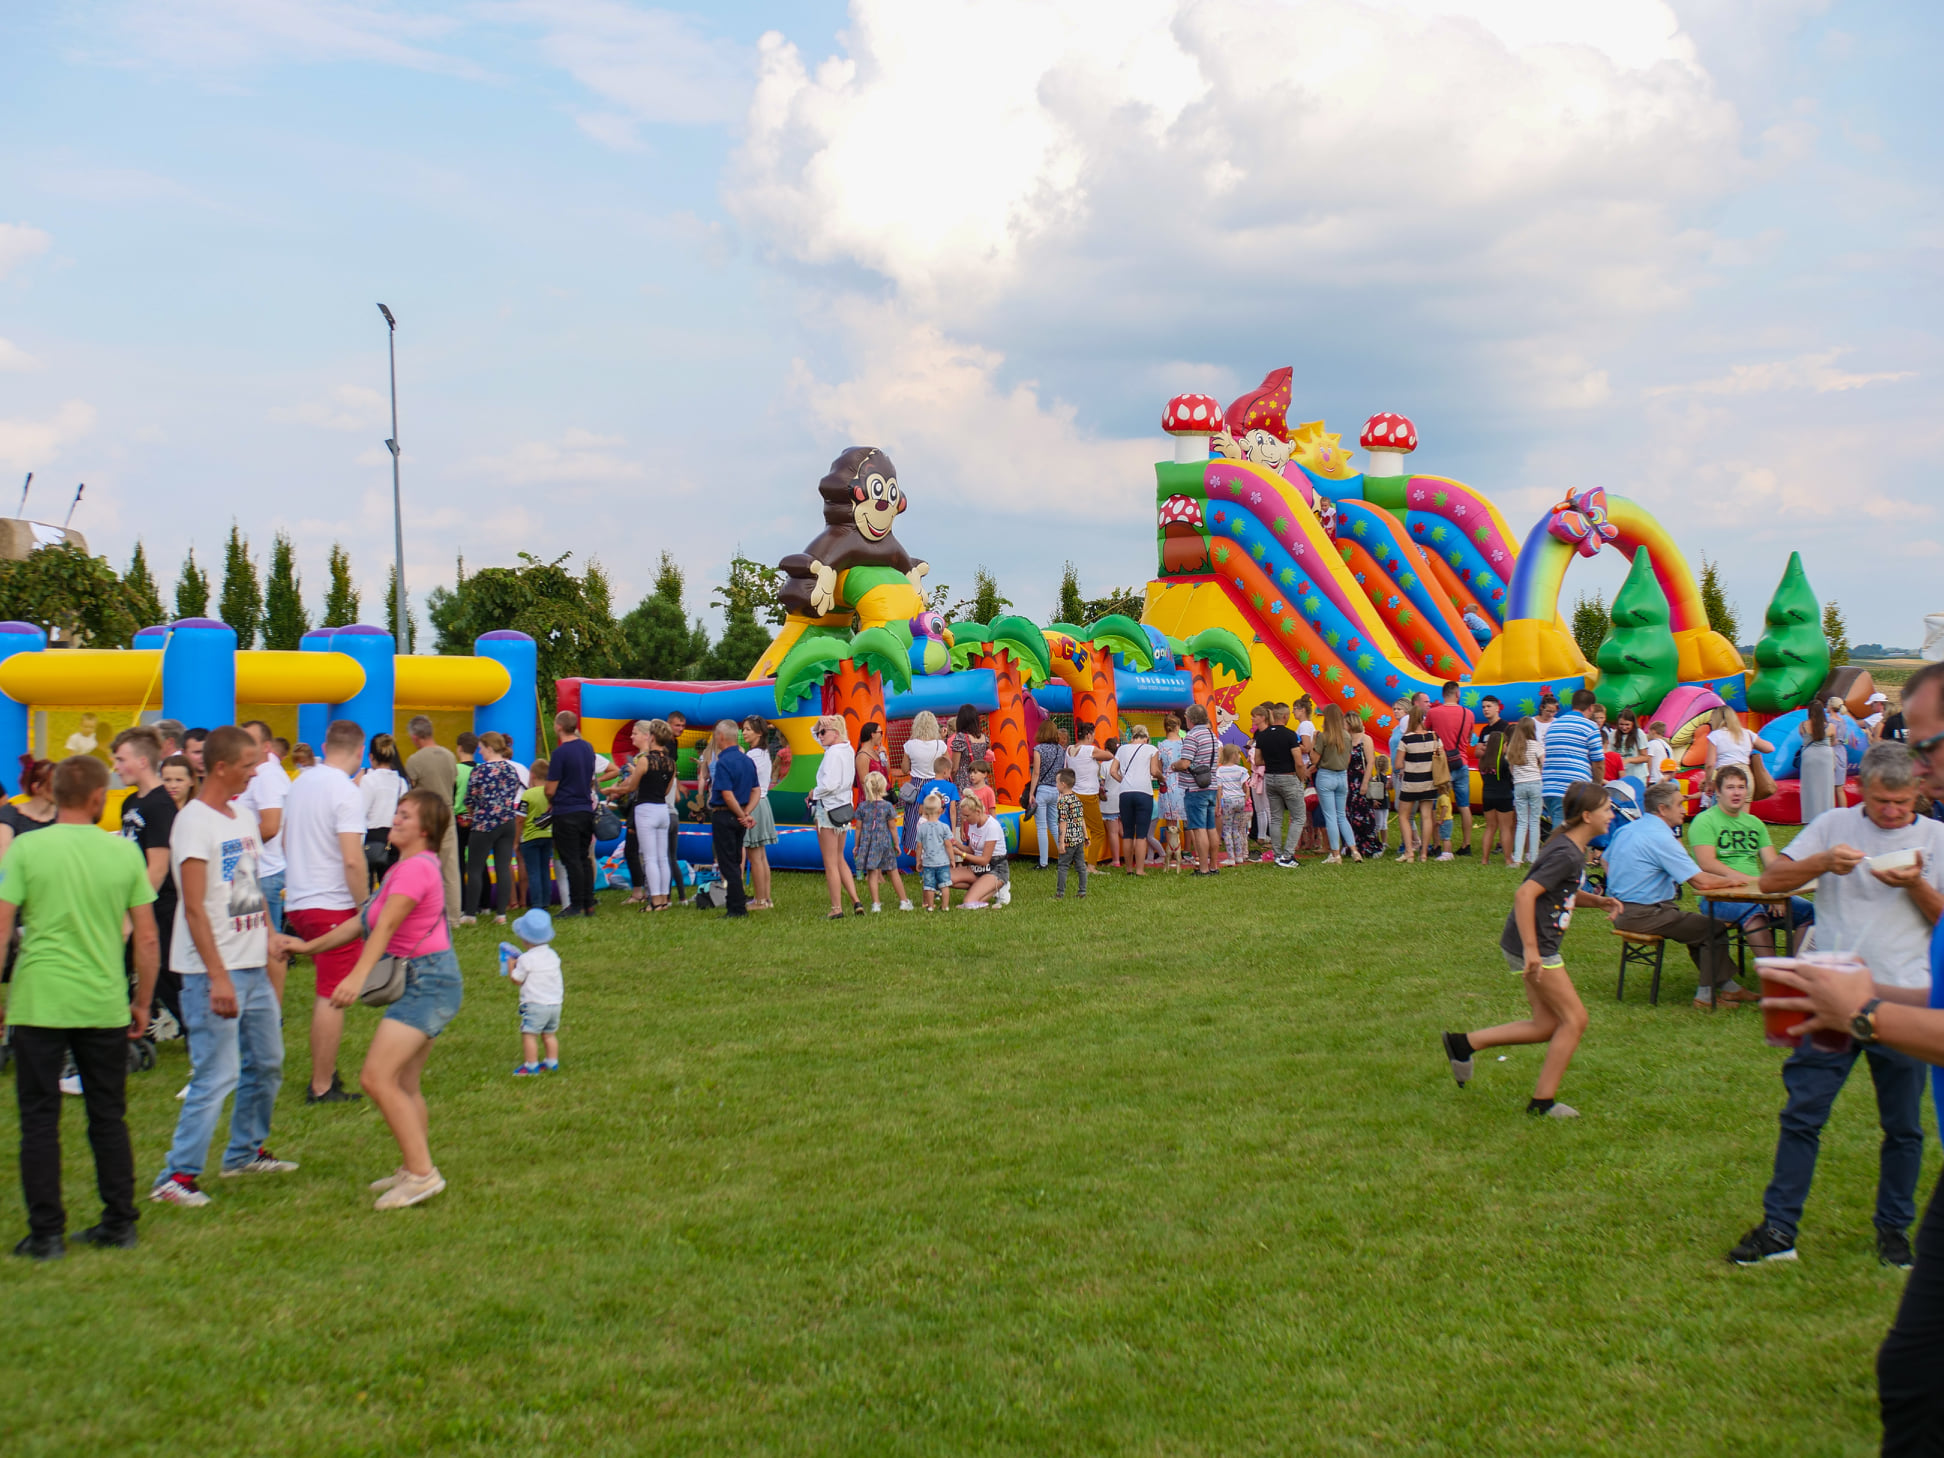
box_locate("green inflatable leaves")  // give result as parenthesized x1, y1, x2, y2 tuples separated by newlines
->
(1182, 626, 1253, 681)
(1747, 551, 1830, 713)
(1593, 548, 1679, 718)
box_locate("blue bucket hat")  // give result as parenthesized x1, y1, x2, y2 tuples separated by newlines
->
(512, 909, 555, 945)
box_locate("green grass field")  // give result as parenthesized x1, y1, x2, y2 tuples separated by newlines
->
(2, 846, 1932, 1456)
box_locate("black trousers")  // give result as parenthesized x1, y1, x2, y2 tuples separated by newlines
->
(13, 1025, 137, 1238)
(669, 811, 686, 900)
(551, 811, 597, 912)
(463, 818, 518, 917)
(1880, 1173, 1944, 1455)
(622, 802, 644, 893)
(710, 809, 748, 915)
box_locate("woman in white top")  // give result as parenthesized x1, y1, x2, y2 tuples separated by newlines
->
(360, 732, 408, 887)
(740, 715, 783, 911)
(811, 715, 863, 919)
(1506, 716, 1546, 865)
(1703, 707, 1772, 794)
(1112, 727, 1158, 876)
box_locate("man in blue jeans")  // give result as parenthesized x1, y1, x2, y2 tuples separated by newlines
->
(1540, 688, 1604, 828)
(152, 726, 297, 1208)
(1730, 742, 1944, 1271)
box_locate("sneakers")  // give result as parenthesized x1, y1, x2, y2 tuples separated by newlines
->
(12, 1233, 64, 1261)
(305, 1070, 362, 1104)
(513, 1063, 543, 1076)
(374, 1168, 446, 1211)
(58, 1072, 82, 1097)
(870, 902, 882, 912)
(1728, 1224, 1798, 1265)
(150, 1174, 212, 1207)
(541, 1059, 559, 1072)
(456, 915, 477, 926)
(1436, 851, 1455, 862)
(221, 1148, 299, 1177)
(1456, 845, 1473, 857)
(369, 1166, 409, 1192)
(995, 884, 1011, 907)
(1538, 1102, 1579, 1118)
(75, 1223, 138, 1250)
(1275, 854, 1298, 868)
(1440, 1032, 1473, 1087)
(1878, 1228, 1914, 1269)
(899, 899, 914, 911)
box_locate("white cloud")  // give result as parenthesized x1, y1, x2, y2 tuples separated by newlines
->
(0, 339, 42, 373)
(0, 401, 98, 472)
(1649, 347, 1916, 397)
(464, 428, 645, 487)
(791, 302, 1157, 518)
(0, 223, 52, 279)
(270, 384, 389, 432)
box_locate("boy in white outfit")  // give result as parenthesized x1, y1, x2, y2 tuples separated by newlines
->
(503, 909, 564, 1075)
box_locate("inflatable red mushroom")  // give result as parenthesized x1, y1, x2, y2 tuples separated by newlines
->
(1163, 393, 1225, 464)
(1158, 493, 1208, 573)
(1359, 412, 1418, 478)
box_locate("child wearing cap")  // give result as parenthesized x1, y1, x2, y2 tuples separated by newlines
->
(502, 909, 564, 1075)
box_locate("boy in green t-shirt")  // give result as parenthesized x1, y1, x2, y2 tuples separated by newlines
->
(0, 756, 160, 1260)
(1684, 763, 1811, 956)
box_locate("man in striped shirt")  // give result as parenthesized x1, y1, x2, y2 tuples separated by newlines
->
(1541, 688, 1605, 829)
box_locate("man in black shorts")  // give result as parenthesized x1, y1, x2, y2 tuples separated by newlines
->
(1475, 695, 1517, 866)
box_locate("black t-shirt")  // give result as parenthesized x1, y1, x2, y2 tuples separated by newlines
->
(1500, 833, 1585, 962)
(1882, 711, 1907, 743)
(1476, 719, 1515, 790)
(1255, 725, 1301, 776)
(120, 784, 177, 912)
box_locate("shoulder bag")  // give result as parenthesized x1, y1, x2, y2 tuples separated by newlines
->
(355, 894, 439, 1008)
(1430, 740, 1453, 791)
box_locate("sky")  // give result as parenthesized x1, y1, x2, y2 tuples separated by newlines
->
(0, 0, 1938, 647)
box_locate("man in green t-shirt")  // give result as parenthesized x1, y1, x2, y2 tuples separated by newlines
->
(0, 756, 160, 1261)
(1685, 763, 1813, 957)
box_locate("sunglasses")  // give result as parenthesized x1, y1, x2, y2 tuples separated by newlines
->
(1912, 728, 1944, 762)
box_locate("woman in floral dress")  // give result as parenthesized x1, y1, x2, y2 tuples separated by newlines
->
(1345, 715, 1383, 860)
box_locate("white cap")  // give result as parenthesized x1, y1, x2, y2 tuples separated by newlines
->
(1867, 691, 1887, 703)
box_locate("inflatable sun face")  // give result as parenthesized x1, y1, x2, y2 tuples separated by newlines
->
(853, 469, 905, 541)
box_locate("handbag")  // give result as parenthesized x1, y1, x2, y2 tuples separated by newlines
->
(595, 805, 625, 841)
(355, 896, 436, 1008)
(1431, 742, 1453, 791)
(824, 799, 855, 827)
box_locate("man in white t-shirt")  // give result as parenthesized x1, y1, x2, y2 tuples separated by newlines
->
(153, 726, 296, 1207)
(281, 719, 370, 1105)
(1727, 742, 1944, 1269)
(238, 720, 289, 933)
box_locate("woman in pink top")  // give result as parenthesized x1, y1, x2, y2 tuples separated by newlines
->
(274, 788, 461, 1211)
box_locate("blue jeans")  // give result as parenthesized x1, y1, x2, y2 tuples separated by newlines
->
(260, 870, 286, 934)
(1315, 767, 1352, 853)
(1541, 793, 1565, 831)
(1513, 782, 1544, 861)
(157, 967, 284, 1182)
(1035, 784, 1059, 866)
(1762, 1041, 1925, 1239)
(1699, 896, 1816, 934)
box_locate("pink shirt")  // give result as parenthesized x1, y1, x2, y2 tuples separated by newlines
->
(368, 851, 452, 958)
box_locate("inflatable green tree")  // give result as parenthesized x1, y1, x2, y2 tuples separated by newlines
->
(1747, 551, 1830, 712)
(1593, 548, 1679, 718)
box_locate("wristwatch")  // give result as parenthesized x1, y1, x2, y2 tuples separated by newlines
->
(1851, 998, 1883, 1046)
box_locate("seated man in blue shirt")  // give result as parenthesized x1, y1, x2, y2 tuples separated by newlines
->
(1607, 779, 1759, 1007)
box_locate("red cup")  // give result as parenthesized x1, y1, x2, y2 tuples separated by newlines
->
(1757, 958, 1804, 1048)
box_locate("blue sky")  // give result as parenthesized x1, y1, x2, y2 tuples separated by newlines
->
(1, 0, 1937, 646)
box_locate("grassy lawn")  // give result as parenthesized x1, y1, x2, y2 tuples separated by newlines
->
(2, 845, 1930, 1456)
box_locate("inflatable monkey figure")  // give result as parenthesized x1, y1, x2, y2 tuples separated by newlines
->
(777, 447, 930, 622)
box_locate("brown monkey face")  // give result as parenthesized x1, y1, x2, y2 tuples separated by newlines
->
(852, 471, 902, 540)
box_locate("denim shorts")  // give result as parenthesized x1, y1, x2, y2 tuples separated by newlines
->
(1184, 788, 1217, 831)
(520, 1002, 562, 1035)
(921, 865, 952, 892)
(383, 946, 464, 1039)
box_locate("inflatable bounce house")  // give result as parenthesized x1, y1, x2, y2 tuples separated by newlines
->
(0, 618, 536, 819)
(1141, 366, 1866, 823)
(557, 447, 1252, 870)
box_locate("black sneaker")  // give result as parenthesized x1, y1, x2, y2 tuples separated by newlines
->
(1878, 1228, 1914, 1270)
(1456, 845, 1473, 856)
(75, 1223, 137, 1250)
(12, 1233, 65, 1261)
(1440, 1032, 1473, 1087)
(306, 1071, 362, 1105)
(1728, 1224, 1797, 1266)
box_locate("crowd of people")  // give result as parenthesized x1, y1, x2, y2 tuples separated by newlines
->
(5, 672, 1943, 1449)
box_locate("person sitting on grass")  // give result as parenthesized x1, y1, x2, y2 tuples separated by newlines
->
(1440, 781, 1622, 1119)
(952, 795, 1009, 909)
(1685, 764, 1814, 958)
(1053, 768, 1088, 899)
(505, 909, 563, 1077)
(1605, 779, 1760, 1009)
(273, 788, 463, 1212)
(916, 793, 953, 912)
(855, 771, 910, 913)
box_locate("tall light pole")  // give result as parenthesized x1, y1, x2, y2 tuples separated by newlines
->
(377, 303, 407, 648)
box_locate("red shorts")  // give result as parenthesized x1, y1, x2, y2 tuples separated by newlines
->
(284, 907, 364, 997)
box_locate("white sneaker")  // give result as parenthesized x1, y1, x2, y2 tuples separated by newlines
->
(150, 1174, 212, 1207)
(1436, 852, 1455, 862)
(870, 902, 882, 913)
(175, 1080, 191, 1101)
(457, 915, 477, 926)
(59, 1073, 82, 1097)
(220, 1148, 299, 1177)
(995, 884, 1011, 907)
(1544, 1103, 1580, 1119)
(898, 900, 914, 911)
(369, 1166, 409, 1192)
(374, 1168, 446, 1210)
